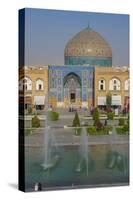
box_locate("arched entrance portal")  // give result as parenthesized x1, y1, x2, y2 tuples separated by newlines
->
(64, 73, 81, 106)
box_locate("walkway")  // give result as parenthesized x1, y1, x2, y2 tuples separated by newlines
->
(25, 127, 129, 147)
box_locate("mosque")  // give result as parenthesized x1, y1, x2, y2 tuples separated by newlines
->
(19, 25, 129, 110)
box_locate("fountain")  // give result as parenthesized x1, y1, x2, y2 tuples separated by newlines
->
(75, 127, 93, 175)
(41, 94, 60, 171)
(106, 126, 127, 174)
(106, 126, 118, 169)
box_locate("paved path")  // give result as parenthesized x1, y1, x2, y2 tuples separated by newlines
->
(25, 127, 129, 147)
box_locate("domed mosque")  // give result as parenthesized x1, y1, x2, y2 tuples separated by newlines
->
(64, 24, 112, 66)
(47, 24, 113, 108)
(21, 23, 129, 111)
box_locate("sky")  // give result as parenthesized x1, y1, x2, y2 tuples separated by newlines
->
(24, 8, 129, 66)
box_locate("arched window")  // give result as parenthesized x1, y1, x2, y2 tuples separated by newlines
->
(109, 78, 121, 91)
(19, 77, 32, 91)
(36, 79, 44, 91)
(125, 79, 129, 91)
(99, 79, 105, 90)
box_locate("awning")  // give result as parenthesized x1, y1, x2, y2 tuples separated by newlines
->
(112, 95, 121, 105)
(98, 96, 106, 105)
(34, 96, 45, 105)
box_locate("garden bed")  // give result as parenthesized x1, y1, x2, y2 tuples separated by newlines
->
(86, 125, 112, 136)
(116, 126, 129, 135)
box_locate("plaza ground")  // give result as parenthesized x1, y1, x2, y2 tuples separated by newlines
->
(23, 108, 129, 147)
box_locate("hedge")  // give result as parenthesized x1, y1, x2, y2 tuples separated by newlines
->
(116, 126, 129, 135)
(123, 124, 129, 132)
(48, 111, 59, 121)
(119, 118, 125, 126)
(86, 126, 97, 135)
(86, 125, 112, 135)
(103, 125, 112, 132)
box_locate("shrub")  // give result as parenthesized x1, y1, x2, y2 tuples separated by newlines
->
(96, 121, 103, 131)
(27, 107, 32, 114)
(72, 112, 81, 135)
(116, 127, 123, 134)
(72, 111, 80, 127)
(106, 107, 112, 113)
(107, 112, 114, 120)
(116, 126, 129, 135)
(93, 107, 100, 125)
(103, 125, 112, 133)
(119, 118, 125, 126)
(86, 125, 111, 135)
(48, 111, 59, 121)
(32, 115, 40, 128)
(122, 124, 129, 132)
(106, 93, 112, 108)
(86, 126, 96, 135)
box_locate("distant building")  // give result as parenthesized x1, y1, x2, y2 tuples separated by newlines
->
(19, 66, 48, 110)
(94, 67, 129, 109)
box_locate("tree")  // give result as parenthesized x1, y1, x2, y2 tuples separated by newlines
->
(93, 107, 100, 125)
(72, 111, 81, 135)
(106, 93, 112, 108)
(72, 111, 80, 127)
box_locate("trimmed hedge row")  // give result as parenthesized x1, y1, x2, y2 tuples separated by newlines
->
(119, 118, 125, 126)
(116, 125, 129, 135)
(48, 111, 59, 121)
(86, 125, 112, 135)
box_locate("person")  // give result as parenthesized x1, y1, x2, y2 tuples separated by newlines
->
(125, 105, 128, 114)
(90, 104, 93, 115)
(69, 103, 72, 112)
(118, 106, 121, 115)
(70, 103, 73, 112)
(38, 183, 42, 191)
(104, 119, 107, 126)
(34, 183, 39, 191)
(34, 182, 42, 191)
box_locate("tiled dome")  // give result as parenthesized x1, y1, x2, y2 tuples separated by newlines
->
(64, 26, 112, 58)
